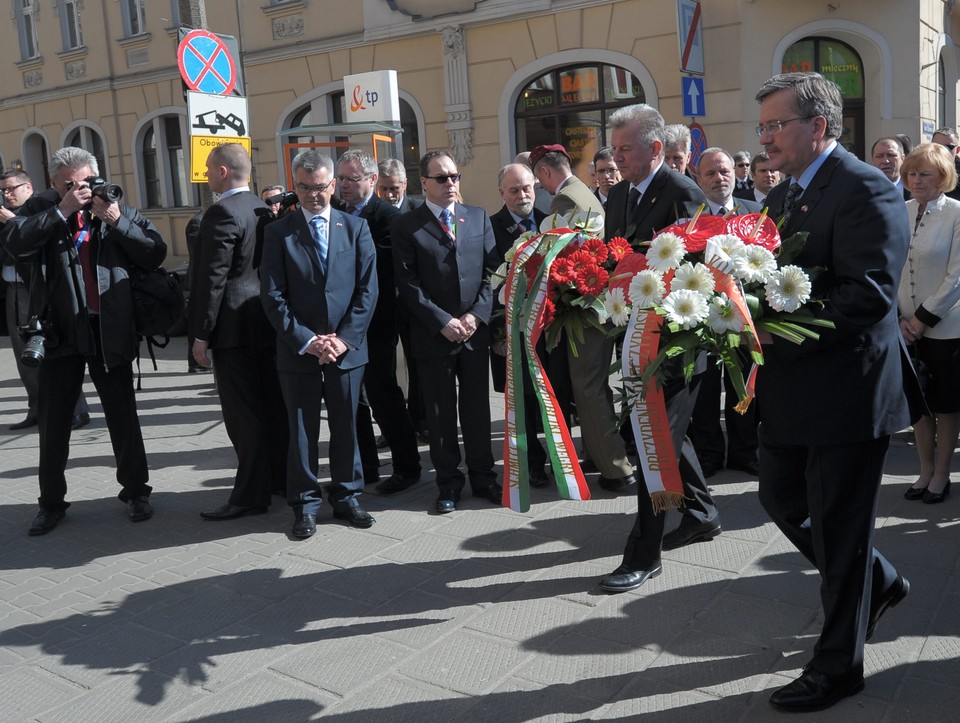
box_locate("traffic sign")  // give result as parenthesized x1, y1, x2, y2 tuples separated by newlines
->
(682, 77, 706, 118)
(187, 92, 249, 138)
(190, 135, 252, 183)
(677, 0, 704, 75)
(689, 122, 707, 172)
(178, 29, 237, 96)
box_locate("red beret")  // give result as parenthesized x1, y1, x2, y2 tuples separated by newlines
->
(529, 144, 571, 169)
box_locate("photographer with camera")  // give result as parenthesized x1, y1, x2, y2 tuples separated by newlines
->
(1, 147, 166, 536)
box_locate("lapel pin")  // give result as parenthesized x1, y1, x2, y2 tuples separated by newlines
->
(335, 222, 343, 227)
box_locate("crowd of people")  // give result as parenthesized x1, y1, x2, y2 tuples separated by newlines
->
(0, 71, 953, 712)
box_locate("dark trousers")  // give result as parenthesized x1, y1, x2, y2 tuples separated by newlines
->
(356, 321, 421, 479)
(758, 432, 899, 676)
(212, 345, 288, 507)
(688, 361, 758, 469)
(279, 365, 365, 515)
(398, 315, 426, 430)
(37, 323, 150, 511)
(620, 373, 711, 570)
(418, 346, 495, 491)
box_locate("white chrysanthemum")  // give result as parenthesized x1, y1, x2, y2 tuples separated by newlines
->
(705, 293, 745, 333)
(732, 244, 777, 283)
(646, 232, 687, 273)
(709, 234, 745, 257)
(569, 210, 605, 235)
(489, 262, 509, 290)
(670, 262, 716, 295)
(765, 265, 813, 312)
(628, 270, 666, 308)
(603, 287, 631, 326)
(539, 213, 569, 233)
(661, 288, 709, 330)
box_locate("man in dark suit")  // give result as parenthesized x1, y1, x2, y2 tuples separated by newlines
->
(870, 137, 911, 200)
(392, 150, 501, 513)
(733, 151, 780, 206)
(377, 158, 423, 215)
(191, 143, 288, 523)
(592, 147, 621, 210)
(672, 147, 761, 549)
(755, 72, 911, 712)
(489, 162, 553, 487)
(260, 150, 378, 539)
(337, 149, 422, 494)
(733, 151, 754, 192)
(599, 103, 710, 594)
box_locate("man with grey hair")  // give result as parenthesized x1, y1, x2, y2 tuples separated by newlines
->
(733, 150, 753, 191)
(377, 158, 421, 214)
(597, 103, 709, 595)
(337, 149, 422, 494)
(755, 71, 913, 711)
(261, 149, 378, 537)
(663, 123, 694, 178)
(260, 184, 286, 215)
(1, 146, 165, 535)
(192, 143, 288, 525)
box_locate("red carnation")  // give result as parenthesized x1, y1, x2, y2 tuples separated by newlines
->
(607, 236, 631, 262)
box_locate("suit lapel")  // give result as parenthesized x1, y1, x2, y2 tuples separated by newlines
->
(780, 148, 843, 236)
(631, 167, 668, 234)
(295, 213, 326, 276)
(327, 210, 348, 275)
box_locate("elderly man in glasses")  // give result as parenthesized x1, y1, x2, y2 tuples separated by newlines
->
(391, 150, 500, 514)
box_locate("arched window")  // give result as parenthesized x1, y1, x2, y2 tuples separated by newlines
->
(514, 63, 645, 173)
(64, 124, 106, 177)
(135, 112, 195, 209)
(938, 54, 947, 130)
(781, 37, 865, 159)
(22, 131, 49, 188)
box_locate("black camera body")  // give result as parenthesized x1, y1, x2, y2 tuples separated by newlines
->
(84, 176, 123, 204)
(266, 191, 299, 214)
(17, 315, 57, 367)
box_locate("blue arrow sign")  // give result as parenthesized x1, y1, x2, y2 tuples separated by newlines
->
(682, 77, 705, 118)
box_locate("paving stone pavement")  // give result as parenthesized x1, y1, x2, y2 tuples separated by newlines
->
(0, 336, 957, 722)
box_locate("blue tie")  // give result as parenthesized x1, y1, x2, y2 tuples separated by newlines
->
(310, 215, 328, 273)
(439, 208, 455, 242)
(521, 217, 535, 233)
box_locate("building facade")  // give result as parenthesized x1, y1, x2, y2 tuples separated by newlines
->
(1, 0, 957, 264)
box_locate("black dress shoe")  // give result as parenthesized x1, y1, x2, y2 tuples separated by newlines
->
(769, 665, 864, 712)
(580, 458, 598, 474)
(904, 484, 927, 500)
(127, 496, 153, 522)
(922, 480, 951, 504)
(71, 412, 91, 430)
(598, 473, 637, 493)
(700, 461, 719, 478)
(436, 488, 460, 513)
(375, 473, 420, 494)
(9, 415, 38, 431)
(472, 482, 502, 504)
(599, 563, 663, 593)
(727, 459, 759, 476)
(29, 507, 65, 536)
(292, 510, 317, 539)
(661, 521, 721, 551)
(867, 574, 910, 640)
(333, 499, 375, 528)
(200, 503, 268, 521)
(529, 469, 550, 488)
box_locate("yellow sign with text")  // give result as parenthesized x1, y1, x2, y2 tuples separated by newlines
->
(190, 135, 252, 182)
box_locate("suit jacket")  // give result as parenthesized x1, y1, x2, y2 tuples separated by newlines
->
(392, 202, 498, 360)
(759, 144, 912, 445)
(682, 196, 762, 218)
(549, 176, 604, 218)
(396, 195, 424, 215)
(604, 164, 707, 244)
(732, 186, 770, 205)
(355, 194, 400, 335)
(191, 191, 274, 348)
(260, 209, 378, 373)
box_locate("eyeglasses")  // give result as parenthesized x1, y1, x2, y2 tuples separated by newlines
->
(424, 173, 461, 184)
(296, 182, 331, 195)
(0, 182, 27, 194)
(938, 142, 958, 151)
(336, 174, 370, 184)
(755, 117, 813, 138)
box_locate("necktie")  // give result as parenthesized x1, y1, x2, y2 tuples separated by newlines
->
(439, 208, 456, 242)
(74, 211, 100, 313)
(627, 186, 641, 210)
(520, 217, 535, 233)
(780, 182, 802, 226)
(310, 215, 328, 273)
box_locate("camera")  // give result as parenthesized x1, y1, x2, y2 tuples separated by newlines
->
(266, 191, 299, 214)
(17, 315, 57, 367)
(84, 176, 123, 204)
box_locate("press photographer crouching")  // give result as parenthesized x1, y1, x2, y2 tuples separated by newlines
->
(0, 147, 166, 536)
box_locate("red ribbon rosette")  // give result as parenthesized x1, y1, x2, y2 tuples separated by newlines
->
(726, 213, 781, 251)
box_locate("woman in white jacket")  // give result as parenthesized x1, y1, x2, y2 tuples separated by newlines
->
(899, 142, 960, 503)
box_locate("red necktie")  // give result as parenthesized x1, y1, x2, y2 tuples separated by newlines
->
(74, 211, 100, 313)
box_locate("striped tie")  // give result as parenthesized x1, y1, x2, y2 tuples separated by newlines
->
(310, 215, 328, 273)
